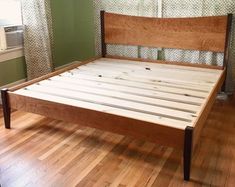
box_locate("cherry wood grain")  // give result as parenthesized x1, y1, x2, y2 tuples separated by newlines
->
(8, 92, 185, 149)
(104, 12, 228, 52)
(192, 69, 226, 151)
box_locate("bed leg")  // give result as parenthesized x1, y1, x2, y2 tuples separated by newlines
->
(1, 88, 11, 129)
(183, 126, 193, 181)
(221, 81, 226, 93)
(100, 10, 107, 57)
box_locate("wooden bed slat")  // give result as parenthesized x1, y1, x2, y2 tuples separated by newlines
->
(64, 71, 209, 98)
(104, 13, 227, 52)
(8, 57, 102, 92)
(13, 90, 191, 129)
(91, 60, 221, 80)
(38, 79, 200, 113)
(77, 65, 218, 85)
(50, 76, 204, 105)
(80, 64, 217, 87)
(74, 65, 216, 86)
(105, 55, 224, 71)
(19, 84, 196, 122)
(98, 58, 222, 74)
(67, 69, 211, 92)
(8, 91, 185, 149)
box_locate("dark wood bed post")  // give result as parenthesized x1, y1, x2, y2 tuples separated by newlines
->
(100, 10, 107, 57)
(183, 126, 193, 181)
(1, 88, 11, 129)
(221, 13, 233, 92)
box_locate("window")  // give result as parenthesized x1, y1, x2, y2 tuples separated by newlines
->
(0, 0, 22, 26)
(0, 0, 23, 53)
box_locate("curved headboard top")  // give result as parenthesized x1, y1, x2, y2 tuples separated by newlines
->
(102, 12, 231, 53)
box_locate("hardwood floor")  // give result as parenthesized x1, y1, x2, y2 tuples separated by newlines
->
(0, 96, 235, 187)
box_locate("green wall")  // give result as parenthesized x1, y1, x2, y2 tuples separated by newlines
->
(51, 0, 95, 67)
(0, 57, 26, 86)
(0, 0, 95, 86)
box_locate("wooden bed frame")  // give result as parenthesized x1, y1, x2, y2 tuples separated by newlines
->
(1, 11, 233, 181)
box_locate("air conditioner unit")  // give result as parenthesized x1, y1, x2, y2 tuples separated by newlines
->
(0, 25, 23, 51)
(0, 27, 7, 51)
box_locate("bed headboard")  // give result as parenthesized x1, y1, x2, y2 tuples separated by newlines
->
(100, 11, 232, 68)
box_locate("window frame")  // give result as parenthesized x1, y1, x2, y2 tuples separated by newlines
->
(0, 47, 23, 63)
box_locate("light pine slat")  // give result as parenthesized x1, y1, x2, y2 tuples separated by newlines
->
(8, 57, 100, 92)
(50, 76, 204, 105)
(67, 69, 211, 92)
(62, 72, 208, 98)
(39, 79, 200, 113)
(71, 67, 214, 90)
(23, 84, 196, 122)
(72, 65, 215, 87)
(97, 58, 222, 74)
(106, 55, 224, 71)
(90, 60, 220, 81)
(76, 65, 217, 85)
(88, 63, 218, 84)
(14, 89, 191, 129)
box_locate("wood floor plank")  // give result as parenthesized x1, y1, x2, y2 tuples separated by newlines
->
(33, 128, 96, 186)
(109, 141, 155, 187)
(76, 137, 133, 187)
(0, 120, 71, 186)
(38, 128, 84, 160)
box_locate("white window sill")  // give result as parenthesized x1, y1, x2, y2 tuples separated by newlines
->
(0, 47, 24, 63)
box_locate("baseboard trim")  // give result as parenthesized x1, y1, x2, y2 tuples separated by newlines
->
(55, 61, 81, 70)
(0, 47, 24, 63)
